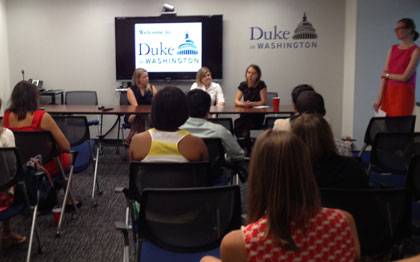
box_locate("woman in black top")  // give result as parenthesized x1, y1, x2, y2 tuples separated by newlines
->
(234, 64, 267, 142)
(291, 113, 369, 189)
(125, 68, 158, 145)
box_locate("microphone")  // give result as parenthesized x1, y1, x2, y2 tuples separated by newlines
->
(21, 69, 25, 80)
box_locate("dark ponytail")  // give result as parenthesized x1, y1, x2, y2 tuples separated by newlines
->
(398, 18, 418, 41)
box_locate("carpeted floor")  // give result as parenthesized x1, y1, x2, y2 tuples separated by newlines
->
(1, 145, 131, 262)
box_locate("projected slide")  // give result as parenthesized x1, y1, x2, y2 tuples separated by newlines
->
(134, 22, 202, 72)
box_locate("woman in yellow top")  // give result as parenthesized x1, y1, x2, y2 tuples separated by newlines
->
(129, 86, 208, 162)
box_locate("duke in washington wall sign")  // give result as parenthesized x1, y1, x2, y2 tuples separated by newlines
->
(249, 13, 318, 50)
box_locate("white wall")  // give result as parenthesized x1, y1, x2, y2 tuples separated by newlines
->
(353, 0, 420, 147)
(5, 0, 345, 136)
(0, 0, 10, 112)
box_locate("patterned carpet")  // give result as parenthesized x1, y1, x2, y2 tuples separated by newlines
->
(1, 145, 131, 262)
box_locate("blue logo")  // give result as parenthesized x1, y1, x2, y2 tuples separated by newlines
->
(177, 33, 198, 55)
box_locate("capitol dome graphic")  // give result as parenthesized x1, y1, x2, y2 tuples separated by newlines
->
(177, 33, 198, 55)
(293, 13, 317, 40)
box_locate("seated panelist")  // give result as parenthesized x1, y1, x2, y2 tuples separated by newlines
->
(190, 67, 225, 106)
(125, 68, 158, 145)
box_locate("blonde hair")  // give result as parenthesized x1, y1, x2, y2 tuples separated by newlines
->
(195, 67, 211, 86)
(132, 68, 151, 91)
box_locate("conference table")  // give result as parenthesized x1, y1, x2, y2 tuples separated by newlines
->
(42, 104, 295, 115)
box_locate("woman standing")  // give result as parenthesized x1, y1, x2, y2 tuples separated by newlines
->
(374, 18, 420, 116)
(234, 64, 267, 141)
(191, 67, 225, 106)
(125, 68, 158, 145)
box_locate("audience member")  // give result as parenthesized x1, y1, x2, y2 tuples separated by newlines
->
(234, 64, 268, 140)
(291, 113, 369, 188)
(125, 68, 158, 145)
(181, 89, 245, 161)
(274, 90, 352, 156)
(0, 98, 27, 249)
(191, 67, 225, 106)
(129, 86, 208, 162)
(202, 130, 360, 261)
(3, 81, 72, 177)
(273, 87, 321, 131)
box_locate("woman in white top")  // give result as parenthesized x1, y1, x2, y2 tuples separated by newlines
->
(0, 98, 27, 248)
(191, 67, 225, 106)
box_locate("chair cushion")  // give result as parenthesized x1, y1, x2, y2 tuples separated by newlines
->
(72, 140, 93, 173)
(139, 240, 220, 262)
(0, 203, 26, 221)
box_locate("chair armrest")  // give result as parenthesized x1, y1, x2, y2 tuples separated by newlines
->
(115, 221, 132, 246)
(115, 187, 126, 193)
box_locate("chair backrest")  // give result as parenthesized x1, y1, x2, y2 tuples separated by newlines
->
(266, 91, 278, 105)
(129, 161, 210, 199)
(53, 115, 90, 147)
(0, 147, 21, 191)
(321, 188, 411, 256)
(13, 131, 58, 165)
(371, 132, 414, 174)
(407, 155, 420, 201)
(363, 116, 416, 146)
(65, 91, 98, 105)
(120, 91, 129, 105)
(264, 116, 288, 129)
(203, 138, 225, 179)
(208, 118, 234, 134)
(139, 185, 242, 252)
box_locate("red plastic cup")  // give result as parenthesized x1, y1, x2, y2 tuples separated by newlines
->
(272, 97, 280, 111)
(52, 208, 61, 225)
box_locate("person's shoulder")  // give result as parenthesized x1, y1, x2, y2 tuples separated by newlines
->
(273, 118, 290, 131)
(211, 82, 221, 88)
(220, 229, 247, 262)
(190, 82, 198, 90)
(258, 80, 267, 89)
(1, 128, 15, 142)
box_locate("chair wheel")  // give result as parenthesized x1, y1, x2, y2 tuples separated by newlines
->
(55, 232, 61, 238)
(92, 202, 98, 208)
(98, 191, 103, 195)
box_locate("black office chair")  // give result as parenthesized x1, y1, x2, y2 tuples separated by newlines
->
(115, 161, 211, 254)
(406, 155, 420, 201)
(65, 90, 101, 132)
(117, 185, 242, 262)
(0, 148, 42, 261)
(13, 131, 77, 236)
(203, 138, 248, 184)
(203, 138, 227, 182)
(128, 161, 211, 199)
(321, 188, 411, 259)
(359, 116, 415, 157)
(368, 132, 415, 175)
(266, 91, 278, 106)
(53, 116, 102, 205)
(208, 118, 234, 134)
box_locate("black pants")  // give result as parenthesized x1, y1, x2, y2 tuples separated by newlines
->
(234, 114, 265, 138)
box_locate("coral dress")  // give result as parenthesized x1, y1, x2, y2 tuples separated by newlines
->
(381, 44, 418, 116)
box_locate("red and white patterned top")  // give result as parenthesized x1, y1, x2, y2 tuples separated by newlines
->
(242, 208, 356, 261)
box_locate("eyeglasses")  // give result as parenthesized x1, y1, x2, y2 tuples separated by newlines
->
(394, 26, 408, 31)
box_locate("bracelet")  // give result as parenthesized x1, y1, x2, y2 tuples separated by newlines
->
(385, 73, 390, 79)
